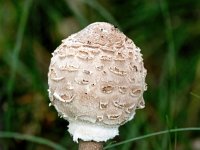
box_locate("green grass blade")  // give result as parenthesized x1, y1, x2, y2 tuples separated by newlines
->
(104, 127, 200, 149)
(6, 0, 33, 131)
(166, 116, 172, 150)
(158, 0, 176, 125)
(174, 127, 177, 150)
(190, 92, 200, 99)
(0, 131, 65, 150)
(159, 0, 176, 74)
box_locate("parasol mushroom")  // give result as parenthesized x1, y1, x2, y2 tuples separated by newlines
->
(48, 22, 147, 150)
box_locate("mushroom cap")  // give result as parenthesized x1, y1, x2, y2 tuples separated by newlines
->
(48, 22, 147, 142)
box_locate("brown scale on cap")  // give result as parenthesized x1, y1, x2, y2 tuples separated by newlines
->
(48, 22, 147, 142)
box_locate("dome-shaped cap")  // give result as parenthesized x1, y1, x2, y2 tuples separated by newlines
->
(48, 22, 147, 142)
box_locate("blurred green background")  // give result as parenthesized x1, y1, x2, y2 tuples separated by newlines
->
(0, 0, 200, 149)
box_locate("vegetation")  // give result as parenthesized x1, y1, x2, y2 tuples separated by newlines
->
(0, 0, 200, 149)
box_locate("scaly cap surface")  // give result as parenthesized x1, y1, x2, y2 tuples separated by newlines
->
(48, 22, 147, 142)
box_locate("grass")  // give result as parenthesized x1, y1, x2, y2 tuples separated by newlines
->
(6, 0, 33, 132)
(104, 127, 200, 149)
(0, 127, 199, 149)
(0, 131, 65, 150)
(0, 0, 200, 149)
(190, 92, 200, 99)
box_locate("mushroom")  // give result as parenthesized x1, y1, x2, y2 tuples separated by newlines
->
(48, 22, 147, 149)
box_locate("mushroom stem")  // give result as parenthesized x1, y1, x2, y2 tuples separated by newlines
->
(78, 140, 103, 150)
